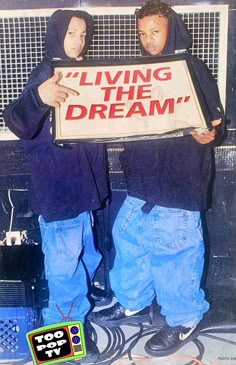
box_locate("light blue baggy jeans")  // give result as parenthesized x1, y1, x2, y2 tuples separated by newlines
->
(39, 212, 101, 325)
(110, 196, 209, 328)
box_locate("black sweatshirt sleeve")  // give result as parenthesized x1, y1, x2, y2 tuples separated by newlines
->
(190, 55, 226, 146)
(3, 62, 51, 140)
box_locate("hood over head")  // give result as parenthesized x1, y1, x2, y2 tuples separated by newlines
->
(137, 2, 192, 56)
(163, 8, 192, 55)
(44, 9, 94, 60)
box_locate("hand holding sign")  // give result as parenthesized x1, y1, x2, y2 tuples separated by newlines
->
(38, 72, 79, 108)
(190, 119, 221, 144)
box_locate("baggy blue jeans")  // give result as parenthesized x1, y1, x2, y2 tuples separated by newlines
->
(110, 196, 209, 327)
(39, 212, 101, 325)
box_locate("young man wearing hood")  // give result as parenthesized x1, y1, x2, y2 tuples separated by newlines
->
(91, 0, 224, 357)
(3, 9, 110, 362)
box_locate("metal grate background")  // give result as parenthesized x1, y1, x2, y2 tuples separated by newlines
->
(0, 5, 228, 135)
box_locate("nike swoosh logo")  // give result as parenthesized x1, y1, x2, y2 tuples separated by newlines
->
(125, 309, 142, 316)
(179, 325, 197, 341)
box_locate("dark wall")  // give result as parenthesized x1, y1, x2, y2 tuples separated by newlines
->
(226, 8, 236, 128)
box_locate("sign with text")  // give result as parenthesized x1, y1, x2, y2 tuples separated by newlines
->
(27, 321, 86, 365)
(52, 54, 211, 143)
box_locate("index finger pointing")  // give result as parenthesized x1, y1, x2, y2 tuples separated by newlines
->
(58, 84, 79, 96)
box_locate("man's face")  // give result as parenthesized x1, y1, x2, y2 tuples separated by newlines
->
(138, 15, 168, 56)
(64, 17, 86, 59)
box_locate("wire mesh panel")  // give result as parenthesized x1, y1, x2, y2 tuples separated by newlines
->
(182, 12, 220, 78)
(0, 5, 228, 136)
(91, 13, 140, 59)
(0, 14, 48, 133)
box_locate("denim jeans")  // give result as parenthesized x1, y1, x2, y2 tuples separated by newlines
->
(39, 212, 101, 325)
(110, 195, 209, 327)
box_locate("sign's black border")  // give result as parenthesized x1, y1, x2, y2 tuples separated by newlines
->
(52, 53, 212, 144)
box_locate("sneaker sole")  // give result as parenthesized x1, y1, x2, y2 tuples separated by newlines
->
(144, 328, 201, 357)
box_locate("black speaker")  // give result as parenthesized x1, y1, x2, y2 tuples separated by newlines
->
(0, 245, 44, 281)
(0, 280, 36, 307)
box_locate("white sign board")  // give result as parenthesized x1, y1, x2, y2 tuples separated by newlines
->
(53, 54, 210, 143)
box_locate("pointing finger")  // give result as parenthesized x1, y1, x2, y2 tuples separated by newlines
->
(58, 84, 79, 96)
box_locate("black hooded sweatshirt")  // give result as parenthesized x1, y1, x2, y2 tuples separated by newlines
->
(119, 8, 224, 211)
(3, 10, 109, 222)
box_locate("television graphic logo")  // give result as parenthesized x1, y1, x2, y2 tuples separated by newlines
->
(26, 321, 86, 365)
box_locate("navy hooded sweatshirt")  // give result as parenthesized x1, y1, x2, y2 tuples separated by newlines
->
(3, 10, 109, 222)
(119, 8, 224, 211)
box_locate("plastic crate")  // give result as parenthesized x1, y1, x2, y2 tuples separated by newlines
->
(0, 307, 36, 360)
